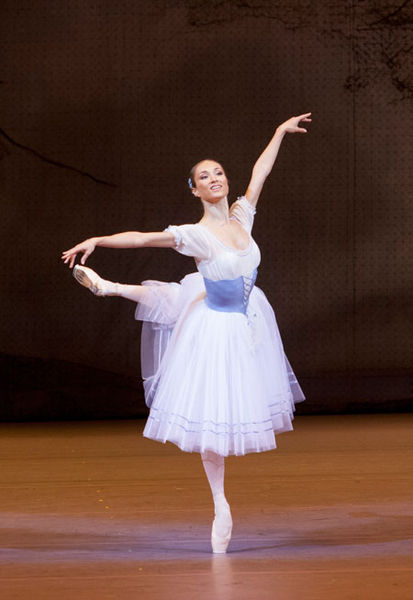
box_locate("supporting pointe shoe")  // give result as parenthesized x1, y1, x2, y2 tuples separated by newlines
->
(211, 510, 233, 554)
(73, 265, 117, 296)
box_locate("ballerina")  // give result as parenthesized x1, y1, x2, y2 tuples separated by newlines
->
(61, 112, 311, 553)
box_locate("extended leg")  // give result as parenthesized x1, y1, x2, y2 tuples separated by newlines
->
(201, 450, 232, 553)
(73, 265, 150, 302)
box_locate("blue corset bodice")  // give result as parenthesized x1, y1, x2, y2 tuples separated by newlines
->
(203, 269, 257, 315)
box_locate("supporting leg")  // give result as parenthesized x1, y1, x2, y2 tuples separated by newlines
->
(201, 450, 232, 553)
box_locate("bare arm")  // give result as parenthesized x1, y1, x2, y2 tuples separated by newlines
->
(95, 230, 175, 249)
(245, 112, 312, 208)
(61, 229, 176, 269)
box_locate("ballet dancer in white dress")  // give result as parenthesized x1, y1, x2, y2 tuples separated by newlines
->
(61, 112, 311, 553)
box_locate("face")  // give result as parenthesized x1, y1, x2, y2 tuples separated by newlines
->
(191, 160, 229, 203)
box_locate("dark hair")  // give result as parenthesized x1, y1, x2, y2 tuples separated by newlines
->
(188, 159, 226, 190)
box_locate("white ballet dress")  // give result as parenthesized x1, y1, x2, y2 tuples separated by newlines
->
(135, 196, 305, 456)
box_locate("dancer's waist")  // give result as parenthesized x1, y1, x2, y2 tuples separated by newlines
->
(202, 269, 257, 314)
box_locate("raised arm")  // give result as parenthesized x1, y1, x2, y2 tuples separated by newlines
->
(245, 112, 312, 208)
(61, 230, 176, 269)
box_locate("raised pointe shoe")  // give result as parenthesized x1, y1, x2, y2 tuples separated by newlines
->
(211, 511, 233, 554)
(73, 265, 115, 296)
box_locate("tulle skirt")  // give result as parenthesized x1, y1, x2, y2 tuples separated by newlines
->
(135, 272, 305, 456)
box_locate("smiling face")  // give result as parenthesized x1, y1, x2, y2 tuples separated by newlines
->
(190, 160, 229, 203)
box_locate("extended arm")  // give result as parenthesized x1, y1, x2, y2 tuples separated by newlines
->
(61, 229, 175, 268)
(245, 112, 311, 208)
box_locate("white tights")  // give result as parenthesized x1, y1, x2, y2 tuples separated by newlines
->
(201, 450, 232, 537)
(92, 276, 151, 304)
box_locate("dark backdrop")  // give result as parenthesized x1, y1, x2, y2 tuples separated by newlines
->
(1, 1, 412, 420)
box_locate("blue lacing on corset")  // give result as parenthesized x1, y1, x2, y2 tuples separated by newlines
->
(242, 270, 257, 308)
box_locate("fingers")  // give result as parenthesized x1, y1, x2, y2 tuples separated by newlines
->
(61, 243, 87, 268)
(61, 243, 94, 269)
(294, 113, 312, 126)
(61, 248, 78, 268)
(62, 251, 74, 259)
(287, 125, 308, 133)
(61, 250, 75, 262)
(81, 248, 93, 265)
(292, 112, 312, 133)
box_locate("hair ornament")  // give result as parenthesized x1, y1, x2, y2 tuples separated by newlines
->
(188, 177, 193, 189)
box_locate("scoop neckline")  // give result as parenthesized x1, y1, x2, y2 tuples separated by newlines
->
(197, 222, 252, 254)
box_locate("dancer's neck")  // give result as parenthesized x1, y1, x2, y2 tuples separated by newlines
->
(200, 196, 230, 226)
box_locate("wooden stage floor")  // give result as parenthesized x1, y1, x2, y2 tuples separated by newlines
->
(0, 414, 412, 599)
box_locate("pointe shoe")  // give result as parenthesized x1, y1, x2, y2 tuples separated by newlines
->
(73, 265, 115, 296)
(211, 513, 232, 554)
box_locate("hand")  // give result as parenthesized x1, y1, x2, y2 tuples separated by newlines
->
(277, 112, 312, 134)
(61, 238, 97, 269)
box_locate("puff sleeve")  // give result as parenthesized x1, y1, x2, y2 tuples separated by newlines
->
(229, 196, 256, 234)
(165, 224, 212, 261)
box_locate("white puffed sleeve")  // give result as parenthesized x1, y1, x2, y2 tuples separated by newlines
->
(165, 224, 212, 261)
(229, 196, 256, 234)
